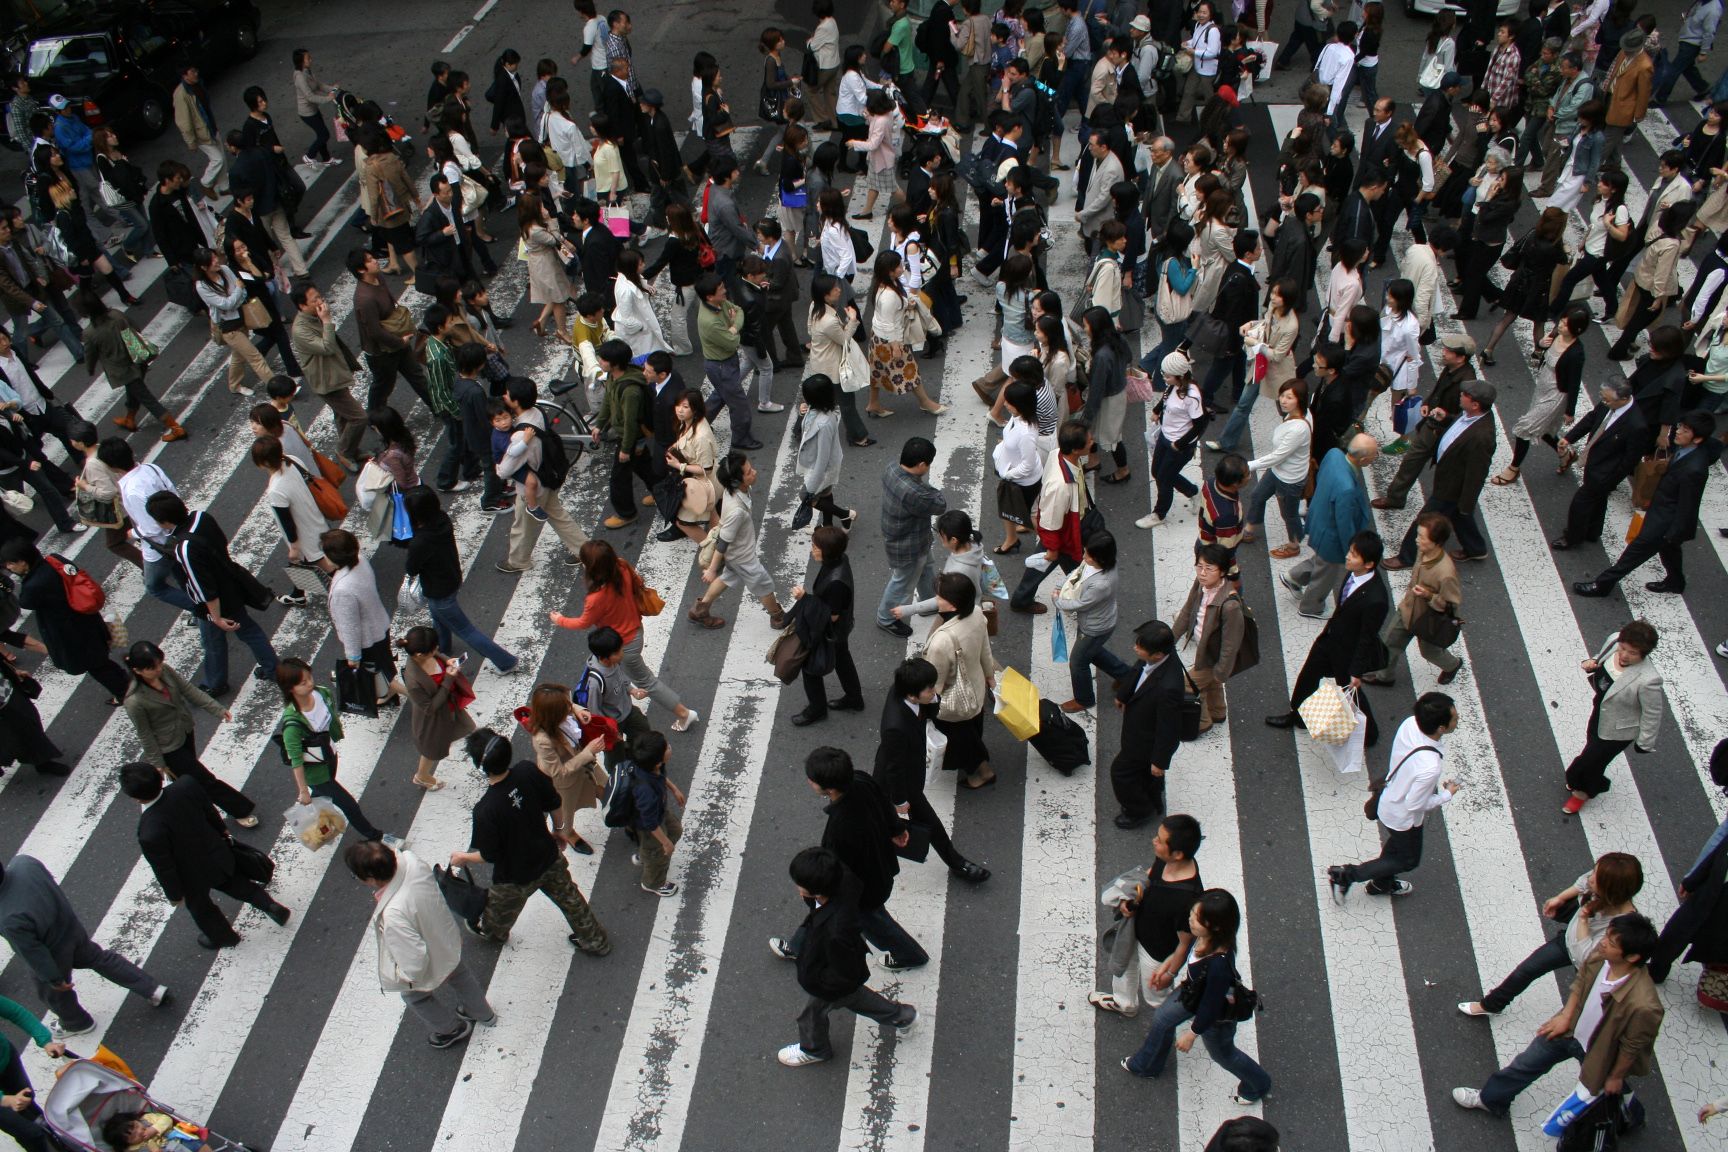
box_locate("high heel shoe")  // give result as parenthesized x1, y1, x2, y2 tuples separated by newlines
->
(1480, 348, 1497, 366)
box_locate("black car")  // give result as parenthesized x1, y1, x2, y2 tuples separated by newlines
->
(10, 0, 261, 142)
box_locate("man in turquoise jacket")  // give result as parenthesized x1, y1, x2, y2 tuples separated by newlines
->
(1279, 432, 1377, 618)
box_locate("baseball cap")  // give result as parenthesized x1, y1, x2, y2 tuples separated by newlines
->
(1440, 71, 1463, 90)
(640, 88, 664, 107)
(46, 94, 68, 110)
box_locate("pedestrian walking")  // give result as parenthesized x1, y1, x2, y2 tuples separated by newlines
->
(274, 658, 403, 848)
(78, 292, 185, 440)
(1242, 382, 1312, 560)
(1010, 420, 1093, 614)
(1559, 621, 1664, 815)
(1110, 620, 1184, 829)
(1053, 530, 1132, 713)
(403, 487, 520, 673)
(398, 626, 478, 793)
(523, 682, 606, 856)
(1282, 435, 1378, 618)
(289, 284, 369, 470)
(623, 730, 685, 897)
(122, 641, 258, 826)
(875, 437, 947, 636)
(1171, 544, 1250, 734)
(1267, 529, 1389, 747)
(687, 452, 785, 630)
(118, 765, 290, 949)
(923, 573, 998, 789)
(1090, 814, 1204, 1017)
(1363, 515, 1464, 687)
(788, 526, 864, 726)
(1574, 411, 1713, 597)
(451, 729, 611, 954)
(1, 541, 130, 706)
(874, 657, 989, 882)
(1388, 380, 1496, 566)
(150, 493, 283, 694)
(346, 840, 495, 1050)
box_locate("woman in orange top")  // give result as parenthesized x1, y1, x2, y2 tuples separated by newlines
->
(549, 540, 700, 733)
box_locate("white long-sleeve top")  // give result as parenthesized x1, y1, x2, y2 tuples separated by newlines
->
(872, 287, 908, 342)
(1325, 264, 1363, 341)
(1375, 715, 1454, 832)
(612, 276, 668, 358)
(544, 109, 591, 171)
(1316, 42, 1356, 116)
(1380, 308, 1421, 394)
(1248, 412, 1313, 484)
(992, 415, 1042, 484)
(821, 219, 857, 279)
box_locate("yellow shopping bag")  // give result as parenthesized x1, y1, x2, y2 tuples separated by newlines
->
(994, 667, 1041, 740)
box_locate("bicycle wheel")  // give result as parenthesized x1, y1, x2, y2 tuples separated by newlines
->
(538, 402, 591, 463)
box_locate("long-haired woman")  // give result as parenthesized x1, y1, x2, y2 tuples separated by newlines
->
(868, 251, 946, 417)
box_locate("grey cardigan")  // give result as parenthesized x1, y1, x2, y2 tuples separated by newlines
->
(797, 409, 844, 496)
(1055, 563, 1119, 636)
(328, 558, 392, 662)
(1590, 631, 1665, 750)
(906, 545, 985, 618)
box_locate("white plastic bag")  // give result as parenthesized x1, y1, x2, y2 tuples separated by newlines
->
(1322, 690, 1368, 775)
(399, 574, 424, 613)
(286, 796, 348, 851)
(926, 724, 948, 774)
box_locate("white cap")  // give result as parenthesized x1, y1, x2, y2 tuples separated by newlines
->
(1161, 350, 1192, 379)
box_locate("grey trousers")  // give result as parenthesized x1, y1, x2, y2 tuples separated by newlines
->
(1287, 552, 1346, 617)
(1374, 617, 1462, 678)
(797, 985, 913, 1058)
(40, 937, 157, 1030)
(401, 959, 493, 1036)
(620, 631, 681, 712)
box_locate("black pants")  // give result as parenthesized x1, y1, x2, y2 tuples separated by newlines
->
(1291, 647, 1379, 746)
(311, 761, 384, 841)
(183, 869, 278, 946)
(800, 636, 862, 717)
(1599, 532, 1685, 590)
(1608, 294, 1663, 358)
(1341, 821, 1425, 890)
(933, 704, 991, 779)
(1563, 482, 1615, 546)
(1456, 239, 1504, 319)
(1111, 753, 1164, 821)
(1551, 252, 1619, 318)
(0, 686, 58, 770)
(1277, 24, 1327, 68)
(163, 738, 256, 819)
(0, 1050, 49, 1152)
(366, 347, 430, 411)
(609, 446, 656, 517)
(1399, 496, 1487, 561)
(85, 658, 130, 704)
(761, 306, 803, 366)
(905, 789, 965, 870)
(1564, 700, 1631, 798)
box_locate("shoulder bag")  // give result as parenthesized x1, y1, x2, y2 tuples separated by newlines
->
(1410, 601, 1462, 648)
(1365, 743, 1441, 822)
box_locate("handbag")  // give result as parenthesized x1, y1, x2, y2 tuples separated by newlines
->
(399, 573, 425, 613)
(631, 565, 665, 616)
(312, 448, 346, 487)
(651, 471, 686, 524)
(0, 488, 31, 517)
(602, 203, 632, 239)
(75, 490, 125, 529)
(283, 562, 330, 599)
(98, 177, 127, 208)
(121, 327, 159, 365)
(1118, 286, 1145, 332)
(1410, 602, 1462, 648)
(333, 660, 379, 718)
(433, 864, 490, 924)
(1178, 671, 1204, 742)
(390, 489, 414, 541)
(1051, 611, 1068, 662)
(1629, 452, 1668, 510)
(1124, 367, 1156, 403)
(459, 172, 488, 215)
(1297, 681, 1359, 745)
(893, 820, 932, 863)
(240, 296, 272, 331)
(759, 86, 786, 123)
(1612, 284, 1642, 330)
(1155, 262, 1195, 326)
(939, 639, 980, 720)
(1365, 743, 1441, 822)
(779, 188, 808, 209)
(230, 839, 276, 886)
(850, 226, 874, 264)
(379, 305, 416, 339)
(1392, 394, 1425, 435)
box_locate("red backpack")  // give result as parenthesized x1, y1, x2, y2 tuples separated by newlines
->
(44, 554, 105, 615)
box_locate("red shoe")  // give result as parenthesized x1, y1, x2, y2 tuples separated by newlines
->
(1561, 795, 1587, 815)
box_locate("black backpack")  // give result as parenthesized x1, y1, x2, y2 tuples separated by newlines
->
(602, 759, 639, 828)
(523, 404, 572, 490)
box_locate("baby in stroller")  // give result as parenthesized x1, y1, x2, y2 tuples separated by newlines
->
(99, 1113, 207, 1152)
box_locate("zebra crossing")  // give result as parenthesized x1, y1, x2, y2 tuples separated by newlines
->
(0, 102, 1722, 1152)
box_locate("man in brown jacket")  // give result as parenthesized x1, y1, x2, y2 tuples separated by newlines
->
(289, 284, 369, 469)
(346, 248, 427, 411)
(1601, 27, 1654, 171)
(1454, 912, 1663, 1123)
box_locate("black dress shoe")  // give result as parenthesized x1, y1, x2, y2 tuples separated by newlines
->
(655, 525, 685, 542)
(733, 438, 765, 450)
(197, 933, 239, 949)
(790, 708, 826, 726)
(34, 760, 71, 776)
(1572, 580, 1612, 597)
(1113, 811, 1156, 830)
(266, 902, 292, 927)
(952, 860, 991, 882)
(828, 697, 867, 712)
(1550, 536, 1573, 550)
(197, 683, 231, 698)
(1264, 711, 1301, 729)
(1645, 579, 1685, 593)
(878, 618, 913, 638)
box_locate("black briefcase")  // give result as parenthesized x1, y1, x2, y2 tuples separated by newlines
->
(231, 839, 276, 886)
(894, 822, 932, 864)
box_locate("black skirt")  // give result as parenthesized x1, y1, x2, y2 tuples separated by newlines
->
(996, 478, 1040, 528)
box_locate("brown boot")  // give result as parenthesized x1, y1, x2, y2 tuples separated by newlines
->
(160, 416, 188, 443)
(762, 595, 787, 630)
(687, 600, 725, 629)
(112, 412, 138, 431)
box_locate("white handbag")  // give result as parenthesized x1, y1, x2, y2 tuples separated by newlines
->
(837, 335, 870, 393)
(98, 178, 128, 208)
(0, 488, 32, 517)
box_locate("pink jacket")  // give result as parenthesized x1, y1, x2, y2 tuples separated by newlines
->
(863, 111, 897, 175)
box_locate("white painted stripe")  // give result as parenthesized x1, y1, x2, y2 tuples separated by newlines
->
(473, 0, 500, 21)
(1005, 171, 1097, 1152)
(445, 25, 476, 54)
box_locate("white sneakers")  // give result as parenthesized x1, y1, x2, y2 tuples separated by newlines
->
(1135, 513, 1163, 529)
(1452, 1087, 1487, 1111)
(777, 1043, 829, 1067)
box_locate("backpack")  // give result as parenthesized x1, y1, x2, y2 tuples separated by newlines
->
(1031, 78, 1059, 140)
(43, 554, 104, 614)
(572, 664, 605, 712)
(602, 758, 639, 828)
(522, 404, 572, 489)
(1227, 593, 1261, 675)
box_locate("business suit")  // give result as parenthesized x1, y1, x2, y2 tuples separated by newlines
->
(487, 66, 527, 133)
(874, 695, 966, 871)
(136, 776, 284, 946)
(791, 869, 912, 1058)
(647, 371, 682, 482)
(1110, 655, 1184, 825)
(1266, 220, 1317, 313)
(760, 240, 804, 368)
(1358, 116, 1403, 262)
(576, 223, 621, 313)
(1288, 569, 1390, 746)
(414, 200, 468, 284)
(1141, 160, 1178, 245)
(596, 74, 645, 193)
(1557, 402, 1648, 547)
(1397, 410, 1495, 562)
(1595, 443, 1710, 590)
(171, 510, 278, 692)
(1564, 629, 1665, 799)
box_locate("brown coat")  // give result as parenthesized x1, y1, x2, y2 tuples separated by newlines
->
(402, 659, 477, 760)
(1564, 951, 1664, 1094)
(1171, 581, 1247, 681)
(1604, 51, 1652, 129)
(1396, 550, 1462, 630)
(531, 726, 605, 837)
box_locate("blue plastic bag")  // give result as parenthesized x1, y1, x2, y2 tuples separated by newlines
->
(390, 490, 413, 541)
(1541, 1083, 1598, 1138)
(1392, 394, 1425, 435)
(1051, 611, 1068, 663)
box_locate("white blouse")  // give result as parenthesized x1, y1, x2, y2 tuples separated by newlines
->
(1380, 309, 1421, 394)
(872, 287, 908, 341)
(992, 415, 1041, 484)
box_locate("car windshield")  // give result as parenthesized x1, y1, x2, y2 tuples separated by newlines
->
(25, 35, 115, 84)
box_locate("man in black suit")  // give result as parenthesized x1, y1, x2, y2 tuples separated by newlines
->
(1267, 530, 1391, 747)
(1415, 72, 1464, 155)
(637, 89, 683, 229)
(1110, 621, 1185, 830)
(597, 55, 645, 194)
(1139, 136, 1178, 248)
(1358, 98, 1404, 265)
(1330, 169, 1386, 256)
(754, 219, 804, 370)
(905, 143, 943, 218)
(1387, 380, 1498, 566)
(414, 175, 468, 284)
(774, 846, 915, 1068)
(1576, 411, 1715, 596)
(1199, 230, 1263, 413)
(147, 162, 212, 270)
(873, 658, 990, 881)
(485, 50, 527, 133)
(570, 198, 620, 314)
(119, 764, 289, 949)
(1553, 379, 1649, 550)
(1267, 193, 1323, 315)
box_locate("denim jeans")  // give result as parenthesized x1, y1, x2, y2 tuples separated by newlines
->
(1141, 319, 1188, 384)
(143, 555, 199, 614)
(1481, 932, 1572, 1014)
(1479, 1031, 1586, 1115)
(203, 603, 279, 690)
(1070, 628, 1134, 707)
(1245, 470, 1304, 540)
(1125, 992, 1271, 1100)
(111, 202, 153, 261)
(876, 552, 934, 626)
(1655, 41, 1708, 102)
(299, 111, 332, 162)
(1213, 380, 1259, 452)
(426, 592, 518, 672)
(703, 354, 753, 445)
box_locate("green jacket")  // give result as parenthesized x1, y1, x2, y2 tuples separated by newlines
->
(281, 686, 343, 787)
(0, 995, 51, 1067)
(599, 367, 652, 454)
(697, 299, 743, 362)
(124, 665, 224, 770)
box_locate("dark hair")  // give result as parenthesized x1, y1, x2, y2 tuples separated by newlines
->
(937, 570, 977, 617)
(1618, 619, 1658, 655)
(788, 845, 844, 897)
(1214, 454, 1249, 488)
(273, 657, 314, 700)
(1680, 410, 1719, 441)
(1231, 230, 1259, 259)
(368, 406, 417, 457)
(1590, 852, 1645, 909)
(631, 729, 669, 769)
(1085, 530, 1117, 570)
(345, 838, 398, 884)
(1134, 619, 1175, 656)
(1193, 888, 1241, 952)
(1348, 530, 1384, 566)
(934, 509, 979, 547)
(717, 450, 750, 493)
(1606, 912, 1659, 965)
(1202, 1116, 1281, 1152)
(249, 403, 284, 435)
(250, 435, 285, 471)
(96, 436, 136, 472)
(1057, 418, 1091, 455)
(321, 529, 360, 570)
(804, 746, 855, 791)
(118, 762, 164, 802)
(1194, 542, 1232, 573)
(899, 437, 936, 468)
(893, 657, 939, 699)
(143, 490, 189, 527)
(124, 640, 166, 672)
(801, 373, 836, 411)
(1161, 814, 1203, 859)
(644, 350, 673, 377)
(1412, 691, 1455, 736)
(588, 625, 624, 659)
(1003, 380, 1039, 425)
(466, 727, 513, 774)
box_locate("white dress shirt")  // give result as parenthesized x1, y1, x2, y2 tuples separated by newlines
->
(1375, 715, 1453, 832)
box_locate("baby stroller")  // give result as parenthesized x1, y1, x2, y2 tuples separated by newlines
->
(43, 1055, 259, 1152)
(332, 87, 412, 148)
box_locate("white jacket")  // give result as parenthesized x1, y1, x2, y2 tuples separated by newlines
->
(371, 850, 463, 994)
(612, 277, 668, 358)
